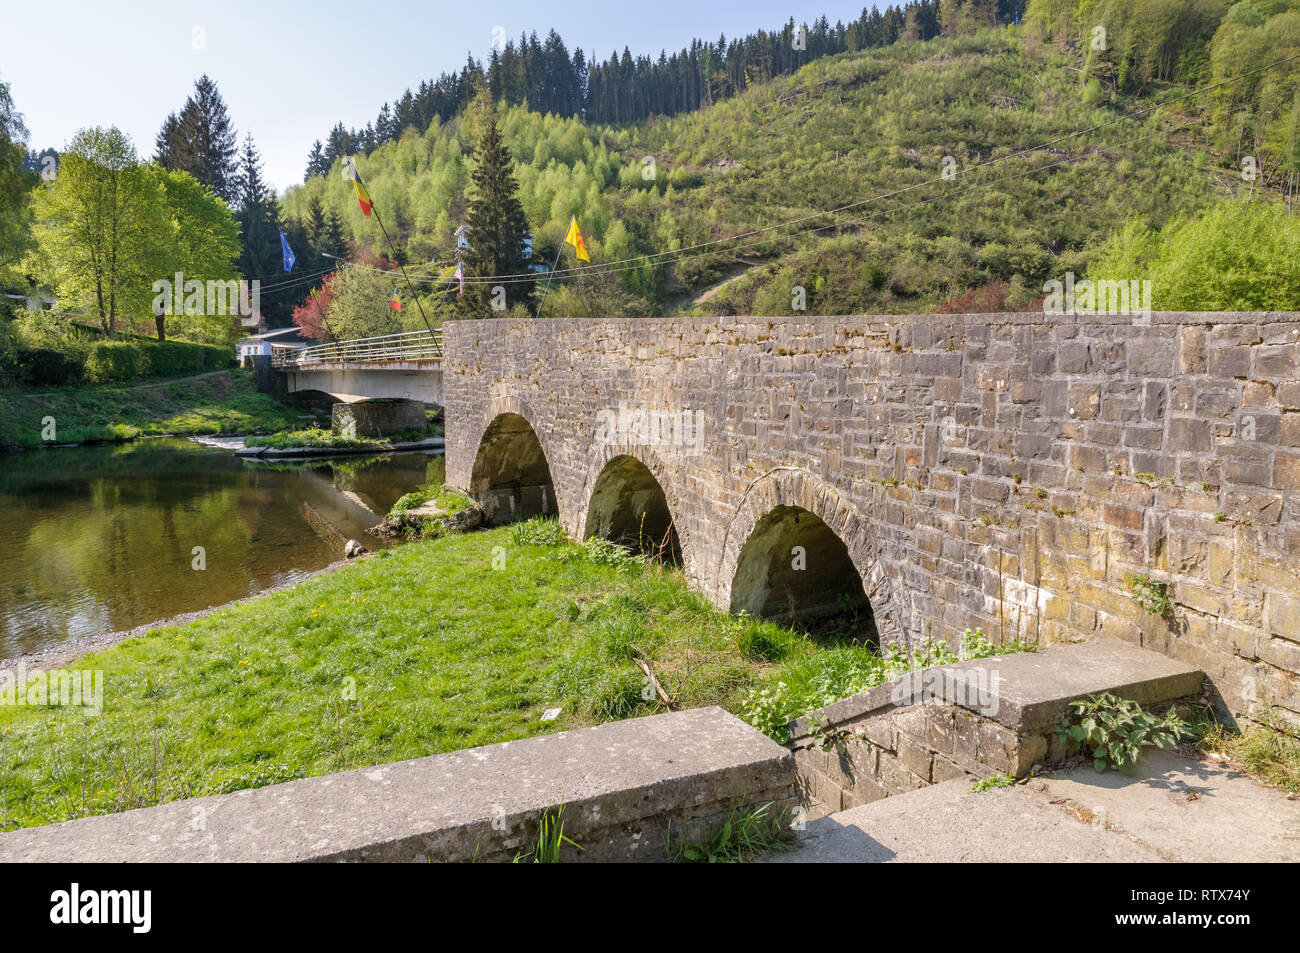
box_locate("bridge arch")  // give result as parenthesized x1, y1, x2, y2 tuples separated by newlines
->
(468, 399, 558, 525)
(717, 468, 906, 644)
(580, 446, 688, 566)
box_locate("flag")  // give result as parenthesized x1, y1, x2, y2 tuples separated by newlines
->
(345, 156, 373, 217)
(564, 215, 590, 262)
(279, 229, 296, 272)
(388, 287, 401, 311)
(453, 261, 464, 295)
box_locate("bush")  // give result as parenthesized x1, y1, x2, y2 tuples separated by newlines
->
(83, 339, 233, 384)
(83, 341, 147, 383)
(16, 347, 83, 386)
(144, 340, 234, 377)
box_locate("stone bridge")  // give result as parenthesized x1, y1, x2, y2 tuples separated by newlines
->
(442, 313, 1300, 725)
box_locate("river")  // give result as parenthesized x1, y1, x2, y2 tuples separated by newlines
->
(0, 439, 443, 660)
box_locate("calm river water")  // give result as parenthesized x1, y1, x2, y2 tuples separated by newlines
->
(0, 439, 444, 660)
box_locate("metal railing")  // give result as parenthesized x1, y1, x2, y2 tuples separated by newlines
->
(273, 329, 443, 368)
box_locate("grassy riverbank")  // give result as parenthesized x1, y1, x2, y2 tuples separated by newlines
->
(0, 513, 1034, 830)
(0, 517, 915, 830)
(0, 369, 319, 448)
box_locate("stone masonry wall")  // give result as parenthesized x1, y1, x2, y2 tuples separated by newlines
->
(443, 313, 1300, 726)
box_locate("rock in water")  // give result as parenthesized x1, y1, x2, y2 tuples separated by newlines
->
(344, 539, 368, 558)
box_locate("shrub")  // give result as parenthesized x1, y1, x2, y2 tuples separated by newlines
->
(17, 347, 83, 386)
(83, 339, 233, 384)
(83, 341, 147, 383)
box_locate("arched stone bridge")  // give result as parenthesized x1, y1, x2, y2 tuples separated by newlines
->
(442, 313, 1300, 724)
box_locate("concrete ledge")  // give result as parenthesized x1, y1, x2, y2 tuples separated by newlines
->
(789, 640, 1202, 742)
(786, 640, 1203, 816)
(0, 707, 795, 863)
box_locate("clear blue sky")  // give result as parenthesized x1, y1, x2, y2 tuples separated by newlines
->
(5, 0, 877, 192)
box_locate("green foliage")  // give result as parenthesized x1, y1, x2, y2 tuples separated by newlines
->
(0, 369, 312, 448)
(1089, 200, 1300, 310)
(28, 126, 241, 342)
(667, 801, 798, 863)
(512, 805, 582, 863)
(971, 773, 1017, 792)
(29, 127, 160, 333)
(244, 428, 382, 451)
(281, 24, 1295, 318)
(1054, 692, 1191, 772)
(1207, 0, 1300, 181)
(510, 517, 566, 547)
(318, 260, 403, 341)
(0, 80, 36, 288)
(12, 347, 83, 387)
(741, 628, 1038, 742)
(547, 536, 647, 573)
(740, 681, 798, 741)
(1124, 572, 1173, 617)
(388, 483, 473, 517)
(0, 523, 880, 828)
(458, 103, 537, 316)
(82, 339, 233, 385)
(1197, 704, 1300, 794)
(1026, 0, 1228, 89)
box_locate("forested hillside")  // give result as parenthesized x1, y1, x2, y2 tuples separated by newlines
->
(282, 3, 1298, 326)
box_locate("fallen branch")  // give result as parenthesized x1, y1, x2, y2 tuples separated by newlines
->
(633, 657, 676, 710)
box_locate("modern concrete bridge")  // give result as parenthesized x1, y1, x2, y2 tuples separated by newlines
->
(272, 329, 443, 433)
(275, 329, 444, 404)
(276, 313, 1300, 729)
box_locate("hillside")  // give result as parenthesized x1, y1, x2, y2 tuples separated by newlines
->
(280, 26, 1273, 322)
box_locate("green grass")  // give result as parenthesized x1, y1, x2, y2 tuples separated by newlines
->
(244, 418, 441, 452)
(390, 483, 473, 517)
(512, 805, 583, 863)
(667, 801, 799, 863)
(0, 369, 317, 448)
(0, 517, 1040, 830)
(970, 773, 1017, 793)
(1196, 707, 1300, 795)
(243, 428, 385, 451)
(0, 518, 860, 829)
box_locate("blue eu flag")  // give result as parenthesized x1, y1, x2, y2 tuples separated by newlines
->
(280, 229, 296, 273)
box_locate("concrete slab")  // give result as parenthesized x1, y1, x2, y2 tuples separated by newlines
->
(766, 778, 1166, 862)
(0, 707, 794, 863)
(789, 639, 1202, 741)
(1032, 748, 1300, 863)
(768, 750, 1300, 863)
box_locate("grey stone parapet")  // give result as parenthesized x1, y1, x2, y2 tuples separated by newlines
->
(788, 640, 1203, 817)
(0, 707, 795, 863)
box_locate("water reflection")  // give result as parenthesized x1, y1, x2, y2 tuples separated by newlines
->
(0, 440, 445, 658)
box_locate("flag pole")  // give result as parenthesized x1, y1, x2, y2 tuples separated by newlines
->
(535, 230, 567, 319)
(353, 162, 435, 334)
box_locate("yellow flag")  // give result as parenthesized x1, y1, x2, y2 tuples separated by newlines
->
(564, 216, 590, 262)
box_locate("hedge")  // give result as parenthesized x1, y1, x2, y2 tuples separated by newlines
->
(16, 348, 84, 387)
(83, 340, 234, 384)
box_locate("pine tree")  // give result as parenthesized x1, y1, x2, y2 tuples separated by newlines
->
(155, 75, 238, 202)
(234, 134, 298, 322)
(304, 140, 326, 180)
(458, 106, 534, 316)
(154, 112, 184, 169)
(304, 195, 345, 271)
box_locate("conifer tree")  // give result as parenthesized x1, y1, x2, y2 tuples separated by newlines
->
(155, 75, 238, 202)
(458, 104, 534, 316)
